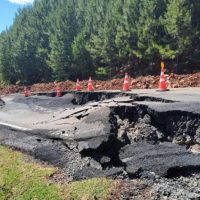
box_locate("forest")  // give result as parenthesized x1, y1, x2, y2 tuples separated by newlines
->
(0, 0, 199, 85)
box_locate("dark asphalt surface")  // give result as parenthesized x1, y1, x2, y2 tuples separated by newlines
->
(0, 88, 200, 182)
(1, 88, 200, 130)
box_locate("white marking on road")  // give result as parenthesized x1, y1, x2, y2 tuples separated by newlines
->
(0, 122, 32, 131)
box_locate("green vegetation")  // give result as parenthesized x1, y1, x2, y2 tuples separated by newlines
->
(0, 73, 7, 87)
(66, 178, 111, 200)
(0, 0, 199, 85)
(0, 146, 64, 200)
(0, 146, 112, 200)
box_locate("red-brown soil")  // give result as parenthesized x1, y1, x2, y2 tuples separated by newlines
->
(1, 72, 200, 95)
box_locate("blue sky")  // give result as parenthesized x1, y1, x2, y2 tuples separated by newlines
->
(0, 0, 34, 33)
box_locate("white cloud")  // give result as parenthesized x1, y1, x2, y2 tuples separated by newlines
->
(8, 0, 34, 5)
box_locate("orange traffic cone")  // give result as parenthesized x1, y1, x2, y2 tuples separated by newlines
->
(76, 79, 81, 91)
(24, 86, 29, 97)
(56, 85, 62, 97)
(123, 73, 130, 91)
(87, 76, 94, 91)
(159, 62, 169, 91)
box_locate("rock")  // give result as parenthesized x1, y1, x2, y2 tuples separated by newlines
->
(99, 156, 111, 164)
(89, 159, 102, 170)
(185, 135, 193, 145)
(196, 127, 200, 137)
(119, 142, 200, 177)
(173, 135, 194, 146)
(116, 115, 123, 126)
(186, 192, 200, 199)
(195, 128, 200, 145)
(190, 144, 200, 153)
(173, 135, 185, 145)
(157, 131, 165, 140)
(118, 127, 128, 142)
(195, 137, 200, 145)
(88, 154, 112, 167)
(127, 123, 160, 143)
(139, 114, 152, 124)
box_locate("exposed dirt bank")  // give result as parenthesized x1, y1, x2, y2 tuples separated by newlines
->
(1, 72, 200, 95)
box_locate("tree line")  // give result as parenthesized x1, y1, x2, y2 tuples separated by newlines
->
(0, 0, 199, 85)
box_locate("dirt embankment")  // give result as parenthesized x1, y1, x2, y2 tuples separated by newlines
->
(1, 72, 200, 95)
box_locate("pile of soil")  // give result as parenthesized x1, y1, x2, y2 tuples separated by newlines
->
(0, 85, 24, 95)
(30, 72, 200, 92)
(0, 72, 200, 95)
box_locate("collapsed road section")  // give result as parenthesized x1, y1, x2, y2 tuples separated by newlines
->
(0, 89, 200, 199)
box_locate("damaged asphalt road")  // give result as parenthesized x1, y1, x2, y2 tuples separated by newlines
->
(0, 88, 200, 199)
(0, 98, 4, 107)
